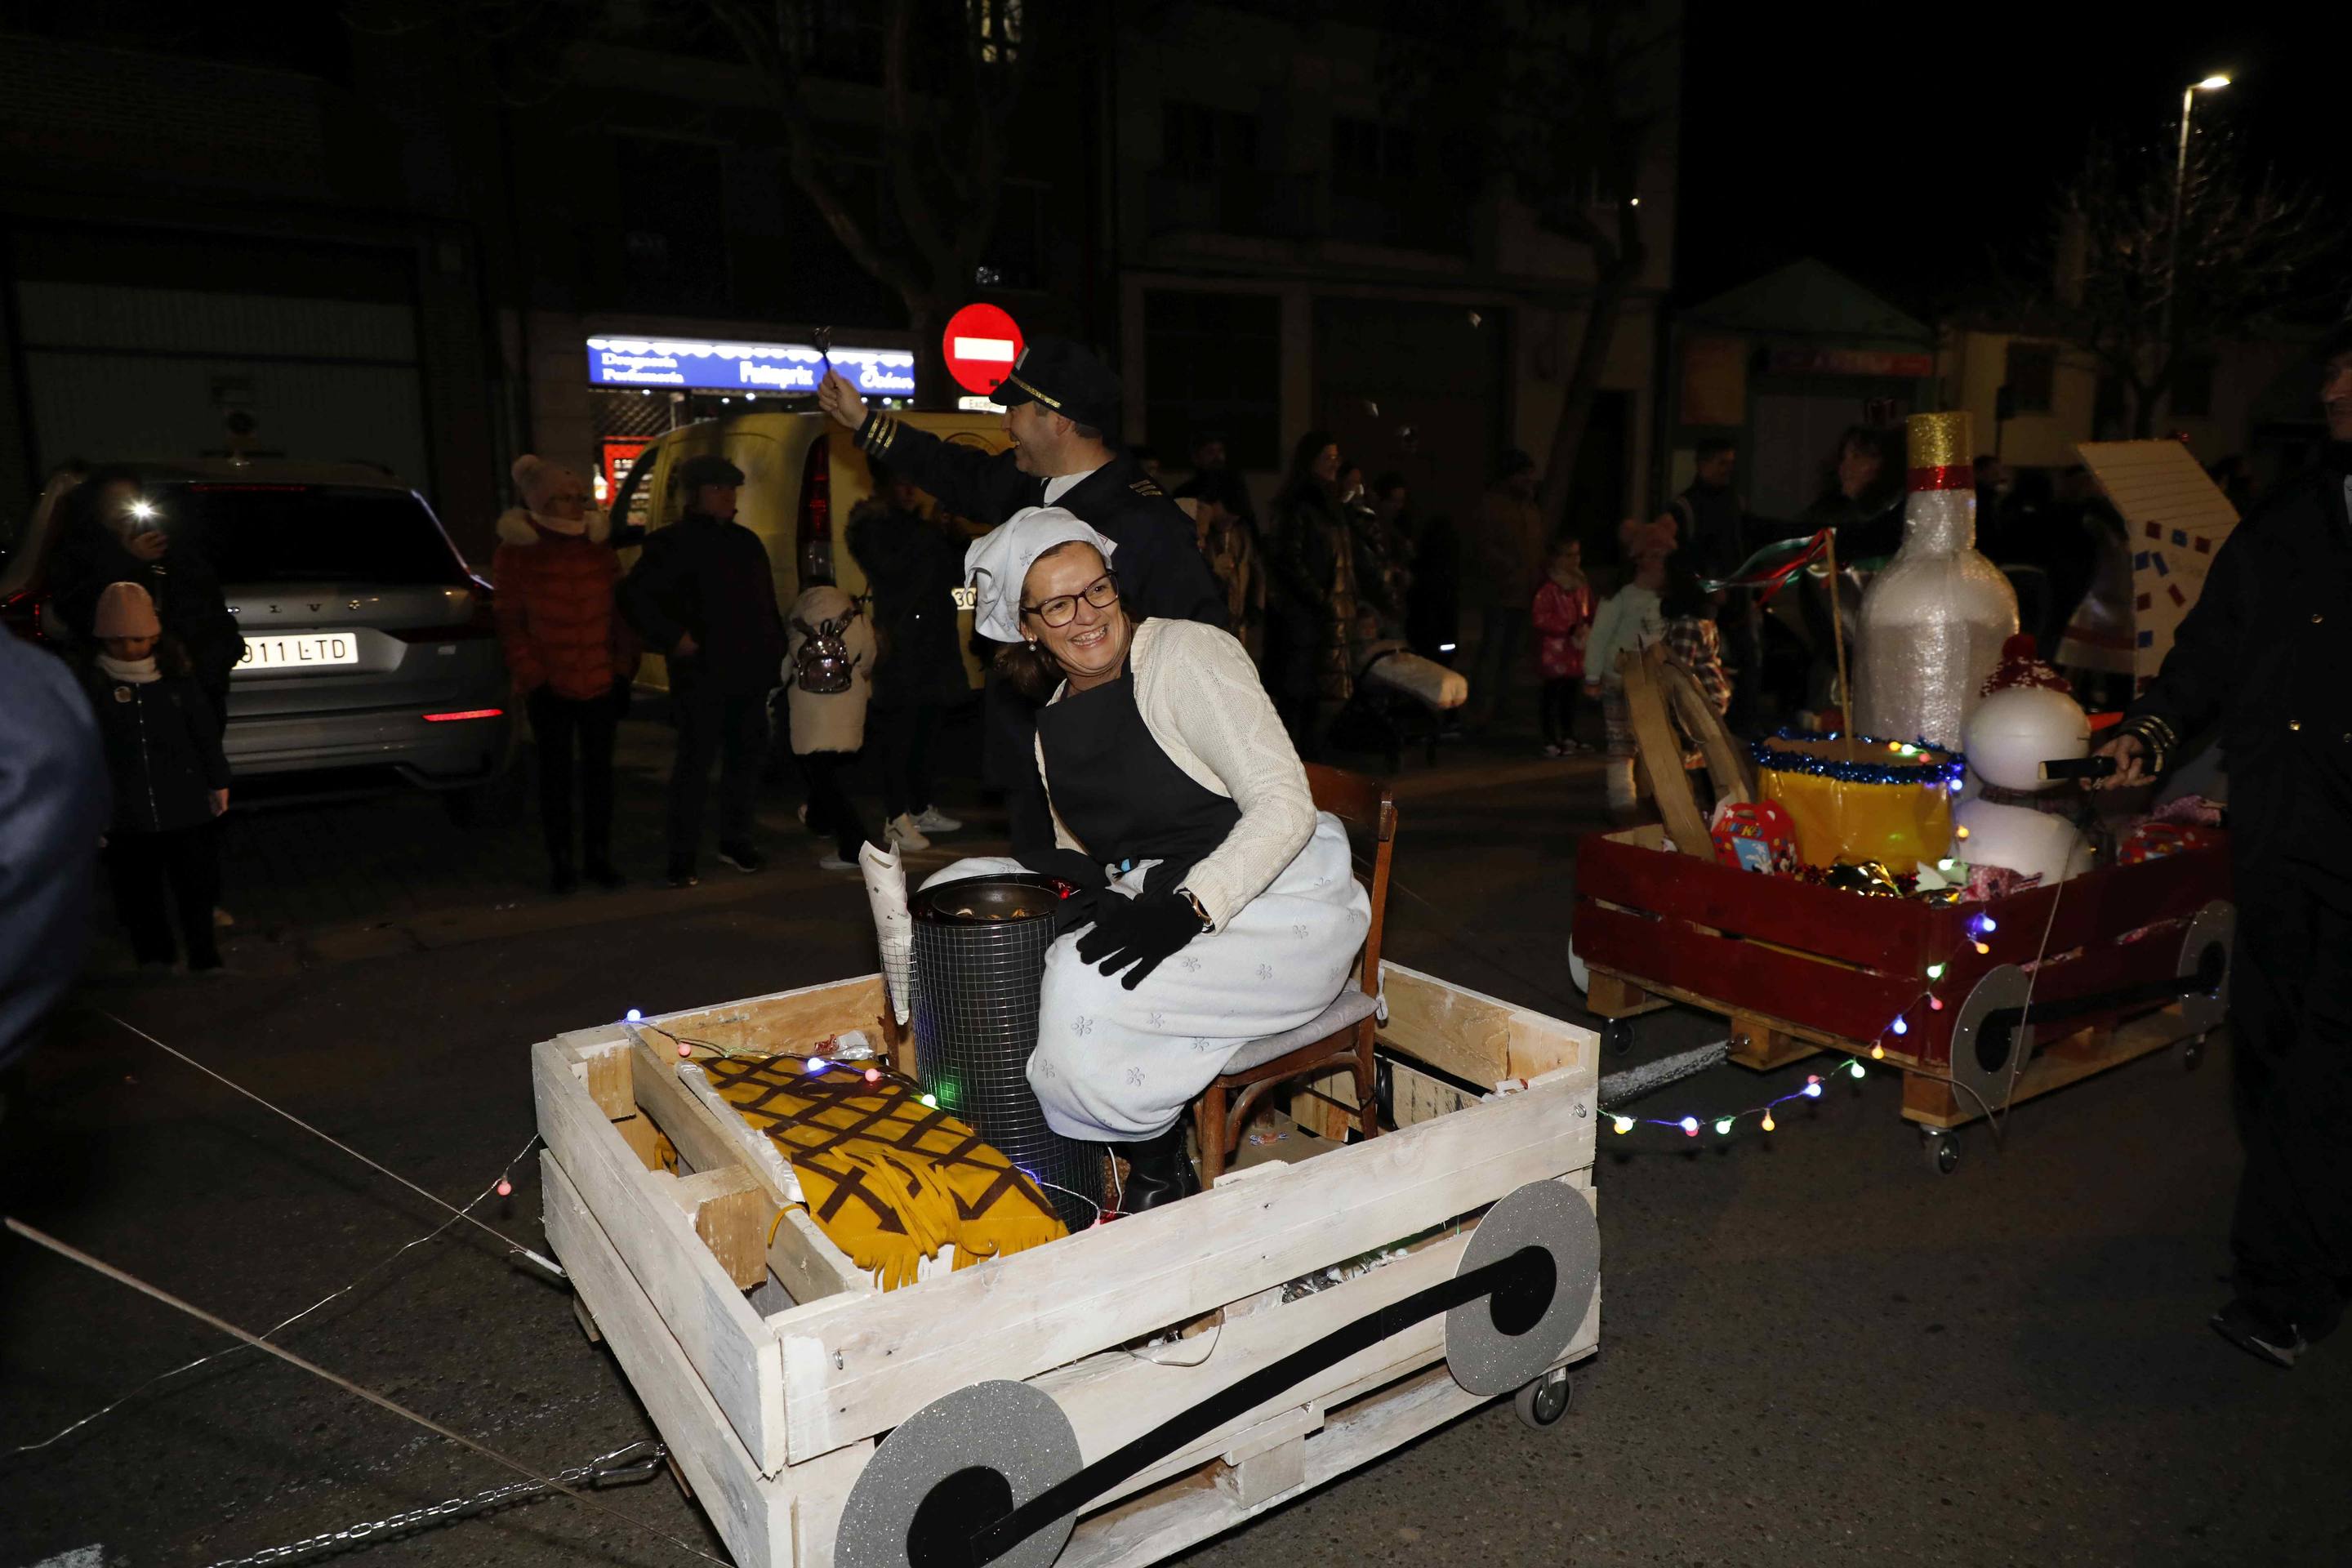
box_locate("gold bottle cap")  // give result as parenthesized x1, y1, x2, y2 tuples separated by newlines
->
(1906, 411, 1973, 487)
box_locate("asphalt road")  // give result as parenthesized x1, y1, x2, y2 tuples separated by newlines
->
(2, 761, 2345, 1568)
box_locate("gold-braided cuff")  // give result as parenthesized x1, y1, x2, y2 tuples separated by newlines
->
(858, 411, 901, 458)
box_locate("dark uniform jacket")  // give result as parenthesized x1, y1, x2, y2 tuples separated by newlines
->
(854, 413, 1227, 849)
(2124, 452, 2352, 883)
(79, 662, 231, 835)
(846, 504, 969, 710)
(618, 511, 787, 698)
(855, 414, 1225, 627)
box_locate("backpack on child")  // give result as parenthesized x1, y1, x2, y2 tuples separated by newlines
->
(788, 605, 862, 694)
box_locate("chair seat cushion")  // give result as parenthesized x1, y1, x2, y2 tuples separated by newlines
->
(1220, 989, 1380, 1076)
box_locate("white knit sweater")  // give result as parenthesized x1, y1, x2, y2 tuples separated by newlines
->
(1036, 617, 1316, 930)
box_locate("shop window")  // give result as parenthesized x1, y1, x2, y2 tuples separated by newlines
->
(1142, 289, 1281, 472)
(2003, 341, 2057, 414)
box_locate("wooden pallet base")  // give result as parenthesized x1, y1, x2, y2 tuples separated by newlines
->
(1900, 1005, 2202, 1130)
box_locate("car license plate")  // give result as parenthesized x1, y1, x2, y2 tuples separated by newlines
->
(237, 633, 362, 674)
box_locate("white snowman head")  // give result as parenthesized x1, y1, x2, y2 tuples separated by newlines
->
(1962, 635, 2089, 793)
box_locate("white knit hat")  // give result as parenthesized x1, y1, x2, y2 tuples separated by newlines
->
(963, 507, 1116, 643)
(511, 453, 590, 514)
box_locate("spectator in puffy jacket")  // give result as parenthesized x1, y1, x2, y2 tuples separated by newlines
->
(78, 582, 231, 974)
(50, 466, 245, 732)
(496, 455, 638, 895)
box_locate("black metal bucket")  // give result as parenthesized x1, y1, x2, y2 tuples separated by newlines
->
(911, 873, 1102, 1232)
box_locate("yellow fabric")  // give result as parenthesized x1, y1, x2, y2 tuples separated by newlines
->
(702, 1055, 1067, 1290)
(1760, 754, 1956, 869)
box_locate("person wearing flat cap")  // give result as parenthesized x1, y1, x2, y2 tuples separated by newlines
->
(924, 508, 1370, 1209)
(619, 453, 787, 887)
(817, 337, 1227, 853)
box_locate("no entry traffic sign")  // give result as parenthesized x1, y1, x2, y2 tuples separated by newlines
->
(942, 304, 1023, 398)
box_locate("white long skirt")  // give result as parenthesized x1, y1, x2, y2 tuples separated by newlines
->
(924, 814, 1370, 1141)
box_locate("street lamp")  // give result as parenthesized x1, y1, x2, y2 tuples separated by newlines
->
(2161, 73, 2230, 351)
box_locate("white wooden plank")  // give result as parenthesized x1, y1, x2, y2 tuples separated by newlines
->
(770, 1074, 1595, 1462)
(532, 1040, 790, 1476)
(541, 1152, 791, 1566)
(1379, 960, 1597, 1089)
(1057, 1364, 1490, 1568)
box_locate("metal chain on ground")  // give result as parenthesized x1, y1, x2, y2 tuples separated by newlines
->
(198, 1440, 669, 1568)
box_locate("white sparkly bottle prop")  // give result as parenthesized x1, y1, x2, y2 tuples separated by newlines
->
(1854, 411, 2017, 750)
(1951, 635, 2091, 885)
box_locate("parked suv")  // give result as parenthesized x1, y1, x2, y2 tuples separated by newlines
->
(2, 461, 514, 811)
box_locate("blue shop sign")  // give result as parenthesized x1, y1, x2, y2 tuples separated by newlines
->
(585, 337, 916, 397)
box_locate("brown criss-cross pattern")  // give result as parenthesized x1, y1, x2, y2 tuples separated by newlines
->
(699, 1055, 1065, 1289)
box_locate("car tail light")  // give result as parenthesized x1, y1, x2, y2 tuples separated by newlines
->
(423, 707, 503, 722)
(1, 589, 47, 644)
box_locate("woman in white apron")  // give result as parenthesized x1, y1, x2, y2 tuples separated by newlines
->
(928, 507, 1370, 1209)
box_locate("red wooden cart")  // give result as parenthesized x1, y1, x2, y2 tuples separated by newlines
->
(1571, 825, 2233, 1171)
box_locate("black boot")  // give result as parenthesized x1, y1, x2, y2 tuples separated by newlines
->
(1118, 1121, 1200, 1214)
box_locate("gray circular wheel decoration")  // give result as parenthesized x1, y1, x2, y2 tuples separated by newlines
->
(1949, 963, 2033, 1114)
(2176, 901, 2234, 1036)
(1445, 1179, 1599, 1397)
(835, 1379, 1082, 1568)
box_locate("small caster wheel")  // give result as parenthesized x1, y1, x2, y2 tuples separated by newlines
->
(1513, 1365, 1573, 1429)
(2183, 1036, 2206, 1071)
(1601, 1018, 1635, 1057)
(1922, 1129, 1960, 1175)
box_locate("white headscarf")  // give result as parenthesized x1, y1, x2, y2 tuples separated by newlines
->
(964, 506, 1117, 644)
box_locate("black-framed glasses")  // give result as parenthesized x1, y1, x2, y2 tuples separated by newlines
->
(1022, 572, 1120, 628)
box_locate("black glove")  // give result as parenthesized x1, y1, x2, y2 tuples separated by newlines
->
(1052, 884, 1114, 938)
(1074, 890, 1207, 991)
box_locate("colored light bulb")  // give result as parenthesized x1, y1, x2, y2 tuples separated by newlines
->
(1927, 962, 1946, 980)
(1714, 1117, 1735, 1136)
(1761, 1111, 1775, 1132)
(1980, 916, 1998, 933)
(1849, 1061, 1866, 1079)
(1871, 1041, 1886, 1058)
(1975, 941, 1991, 956)
(864, 1067, 881, 1084)
(1929, 996, 1944, 1010)
(920, 1093, 938, 1108)
(1891, 1016, 1909, 1036)
(1806, 1073, 1821, 1085)
(496, 1178, 513, 1197)
(626, 1008, 642, 1022)
(675, 1040, 692, 1058)
(1680, 1116, 1699, 1137)
(1957, 825, 1971, 840)
(1803, 1082, 1823, 1098)
(1612, 1116, 1633, 1135)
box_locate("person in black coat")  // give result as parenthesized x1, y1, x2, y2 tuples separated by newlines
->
(80, 582, 231, 973)
(49, 466, 245, 731)
(815, 337, 1224, 852)
(2093, 326, 2352, 1368)
(848, 461, 971, 848)
(619, 454, 788, 886)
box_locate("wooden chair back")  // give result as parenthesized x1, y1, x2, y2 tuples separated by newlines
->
(1303, 762, 1397, 999)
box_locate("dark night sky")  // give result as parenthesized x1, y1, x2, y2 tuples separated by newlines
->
(1674, 1, 2346, 314)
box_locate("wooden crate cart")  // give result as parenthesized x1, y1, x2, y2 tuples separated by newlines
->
(1573, 826, 2233, 1172)
(533, 960, 1600, 1568)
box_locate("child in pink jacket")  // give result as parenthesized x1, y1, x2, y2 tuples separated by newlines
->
(1531, 538, 1596, 755)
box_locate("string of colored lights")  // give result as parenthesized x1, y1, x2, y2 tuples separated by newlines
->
(1606, 884, 2023, 1144)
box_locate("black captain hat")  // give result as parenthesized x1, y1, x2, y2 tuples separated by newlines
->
(996, 336, 1120, 433)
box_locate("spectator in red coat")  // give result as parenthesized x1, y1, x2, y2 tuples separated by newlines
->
(1531, 537, 1596, 756)
(494, 456, 639, 893)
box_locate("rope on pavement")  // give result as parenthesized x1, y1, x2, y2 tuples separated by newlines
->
(95, 1009, 566, 1278)
(7, 1133, 543, 1458)
(4, 1217, 729, 1567)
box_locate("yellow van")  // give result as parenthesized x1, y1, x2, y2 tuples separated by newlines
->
(611, 410, 1009, 691)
